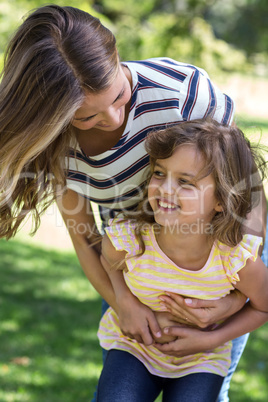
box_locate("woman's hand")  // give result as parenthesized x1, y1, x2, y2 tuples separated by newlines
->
(159, 290, 247, 328)
(116, 292, 162, 346)
(154, 325, 216, 357)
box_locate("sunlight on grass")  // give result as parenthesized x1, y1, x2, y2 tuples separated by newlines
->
(231, 371, 267, 401)
(0, 238, 102, 401)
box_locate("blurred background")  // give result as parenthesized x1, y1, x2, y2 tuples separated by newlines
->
(0, 0, 268, 401)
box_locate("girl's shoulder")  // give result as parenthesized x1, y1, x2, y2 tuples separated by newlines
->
(217, 234, 262, 260)
(216, 234, 263, 284)
(106, 216, 140, 232)
(105, 217, 150, 256)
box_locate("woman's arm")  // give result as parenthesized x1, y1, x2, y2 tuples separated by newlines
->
(57, 189, 118, 310)
(154, 256, 268, 357)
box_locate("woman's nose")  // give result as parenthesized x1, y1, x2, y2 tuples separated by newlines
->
(102, 106, 121, 125)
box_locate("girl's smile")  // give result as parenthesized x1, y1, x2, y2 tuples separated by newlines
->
(157, 198, 180, 211)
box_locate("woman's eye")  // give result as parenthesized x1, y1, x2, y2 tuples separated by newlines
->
(81, 115, 95, 122)
(153, 170, 164, 177)
(117, 88, 125, 101)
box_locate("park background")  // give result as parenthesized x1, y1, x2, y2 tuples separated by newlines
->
(0, 0, 268, 400)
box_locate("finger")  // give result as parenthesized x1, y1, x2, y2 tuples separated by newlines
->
(160, 299, 184, 315)
(135, 335, 144, 344)
(184, 298, 217, 309)
(154, 343, 173, 352)
(160, 293, 185, 308)
(162, 325, 188, 337)
(147, 316, 162, 340)
(122, 331, 142, 343)
(153, 338, 179, 353)
(159, 301, 197, 324)
(160, 294, 199, 320)
(127, 334, 143, 343)
(140, 331, 153, 346)
(121, 329, 128, 337)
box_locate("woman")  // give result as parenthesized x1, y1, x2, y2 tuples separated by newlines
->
(0, 5, 266, 401)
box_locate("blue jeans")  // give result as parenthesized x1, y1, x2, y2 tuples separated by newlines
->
(96, 349, 224, 402)
(91, 302, 246, 402)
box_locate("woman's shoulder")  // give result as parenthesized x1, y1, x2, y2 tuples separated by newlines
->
(123, 57, 208, 75)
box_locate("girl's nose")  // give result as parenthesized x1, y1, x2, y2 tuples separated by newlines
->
(160, 175, 175, 195)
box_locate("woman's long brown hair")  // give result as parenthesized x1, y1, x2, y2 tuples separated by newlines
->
(0, 5, 119, 238)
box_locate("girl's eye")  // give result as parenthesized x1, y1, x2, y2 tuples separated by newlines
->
(179, 178, 195, 187)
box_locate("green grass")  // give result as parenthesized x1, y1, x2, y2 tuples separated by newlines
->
(2, 238, 268, 402)
(0, 239, 102, 401)
(1, 115, 268, 401)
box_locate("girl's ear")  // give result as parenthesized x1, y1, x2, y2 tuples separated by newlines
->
(214, 202, 223, 212)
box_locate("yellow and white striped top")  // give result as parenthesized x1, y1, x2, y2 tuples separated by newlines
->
(98, 218, 262, 378)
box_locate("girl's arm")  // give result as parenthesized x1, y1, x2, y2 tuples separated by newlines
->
(154, 256, 268, 356)
(101, 233, 161, 345)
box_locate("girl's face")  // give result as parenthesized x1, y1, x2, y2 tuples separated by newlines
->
(71, 66, 132, 131)
(148, 144, 222, 229)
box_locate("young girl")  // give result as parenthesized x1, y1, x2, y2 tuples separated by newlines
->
(97, 119, 268, 402)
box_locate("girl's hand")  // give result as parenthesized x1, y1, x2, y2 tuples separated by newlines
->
(154, 325, 216, 357)
(116, 292, 162, 346)
(153, 311, 179, 343)
(159, 290, 247, 328)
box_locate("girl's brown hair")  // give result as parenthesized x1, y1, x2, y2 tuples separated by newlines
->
(0, 5, 119, 239)
(126, 118, 266, 249)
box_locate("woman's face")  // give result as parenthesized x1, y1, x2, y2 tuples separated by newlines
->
(71, 66, 132, 132)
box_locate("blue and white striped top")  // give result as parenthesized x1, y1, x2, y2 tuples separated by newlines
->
(66, 58, 235, 228)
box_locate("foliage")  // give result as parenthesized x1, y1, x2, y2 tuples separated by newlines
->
(1, 0, 267, 75)
(0, 0, 264, 76)
(0, 1, 99, 54)
(206, 0, 268, 57)
(92, 0, 250, 75)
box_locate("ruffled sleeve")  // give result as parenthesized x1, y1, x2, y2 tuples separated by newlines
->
(104, 218, 140, 258)
(220, 234, 263, 285)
